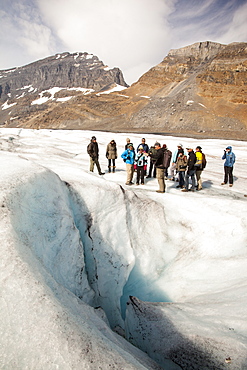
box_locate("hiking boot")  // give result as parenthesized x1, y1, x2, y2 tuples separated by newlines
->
(156, 190, 165, 193)
(99, 172, 105, 175)
(221, 182, 226, 185)
(141, 183, 144, 185)
(182, 189, 188, 192)
(136, 183, 139, 185)
(229, 184, 233, 187)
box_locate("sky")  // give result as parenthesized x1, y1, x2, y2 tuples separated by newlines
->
(1, 128, 247, 368)
(0, 0, 247, 85)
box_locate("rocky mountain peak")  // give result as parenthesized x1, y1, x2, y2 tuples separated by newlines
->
(168, 41, 226, 61)
(0, 52, 128, 102)
(0, 42, 246, 140)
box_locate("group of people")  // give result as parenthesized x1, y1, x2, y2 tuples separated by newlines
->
(87, 136, 236, 193)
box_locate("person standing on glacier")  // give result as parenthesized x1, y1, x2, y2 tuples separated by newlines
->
(121, 143, 135, 185)
(221, 146, 236, 187)
(135, 146, 147, 185)
(87, 136, 105, 175)
(147, 142, 167, 193)
(106, 139, 117, 173)
(169, 144, 185, 181)
(182, 147, 197, 192)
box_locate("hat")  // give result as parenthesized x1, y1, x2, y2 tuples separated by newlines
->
(178, 143, 183, 148)
(162, 144, 167, 149)
(196, 146, 202, 150)
(138, 145, 144, 150)
(92, 136, 96, 140)
(154, 142, 161, 146)
(128, 143, 133, 148)
(186, 147, 193, 150)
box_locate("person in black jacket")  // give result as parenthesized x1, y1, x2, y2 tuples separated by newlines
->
(147, 142, 166, 193)
(87, 136, 105, 175)
(147, 145, 158, 178)
(182, 147, 197, 192)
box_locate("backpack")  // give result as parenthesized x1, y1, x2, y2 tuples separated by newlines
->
(163, 150, 172, 168)
(202, 153, 207, 169)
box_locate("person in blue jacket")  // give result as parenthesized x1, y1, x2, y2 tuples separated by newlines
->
(136, 138, 149, 153)
(221, 146, 236, 187)
(121, 143, 135, 185)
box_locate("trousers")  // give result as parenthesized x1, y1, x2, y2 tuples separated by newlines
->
(224, 166, 233, 184)
(156, 168, 165, 192)
(126, 163, 134, 184)
(90, 157, 102, 174)
(136, 166, 145, 184)
(185, 170, 196, 190)
(196, 170, 202, 190)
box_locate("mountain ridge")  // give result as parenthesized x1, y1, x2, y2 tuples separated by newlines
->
(1, 41, 246, 140)
(0, 52, 128, 101)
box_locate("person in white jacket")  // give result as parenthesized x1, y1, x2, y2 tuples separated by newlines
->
(135, 146, 147, 185)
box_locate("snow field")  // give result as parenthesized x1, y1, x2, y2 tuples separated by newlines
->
(0, 128, 246, 369)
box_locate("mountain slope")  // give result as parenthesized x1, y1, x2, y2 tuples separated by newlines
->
(1, 42, 246, 140)
(0, 52, 128, 129)
(0, 52, 128, 100)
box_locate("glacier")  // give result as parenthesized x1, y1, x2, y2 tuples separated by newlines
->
(0, 128, 246, 369)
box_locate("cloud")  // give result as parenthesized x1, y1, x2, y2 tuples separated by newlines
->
(217, 2, 247, 43)
(36, 0, 176, 83)
(0, 0, 58, 68)
(0, 0, 246, 84)
(169, 0, 247, 48)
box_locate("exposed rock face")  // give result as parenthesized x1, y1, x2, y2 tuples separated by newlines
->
(0, 52, 128, 102)
(1, 42, 247, 140)
(123, 41, 247, 139)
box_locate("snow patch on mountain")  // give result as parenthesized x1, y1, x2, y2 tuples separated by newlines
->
(97, 84, 127, 95)
(1, 101, 17, 110)
(31, 87, 95, 105)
